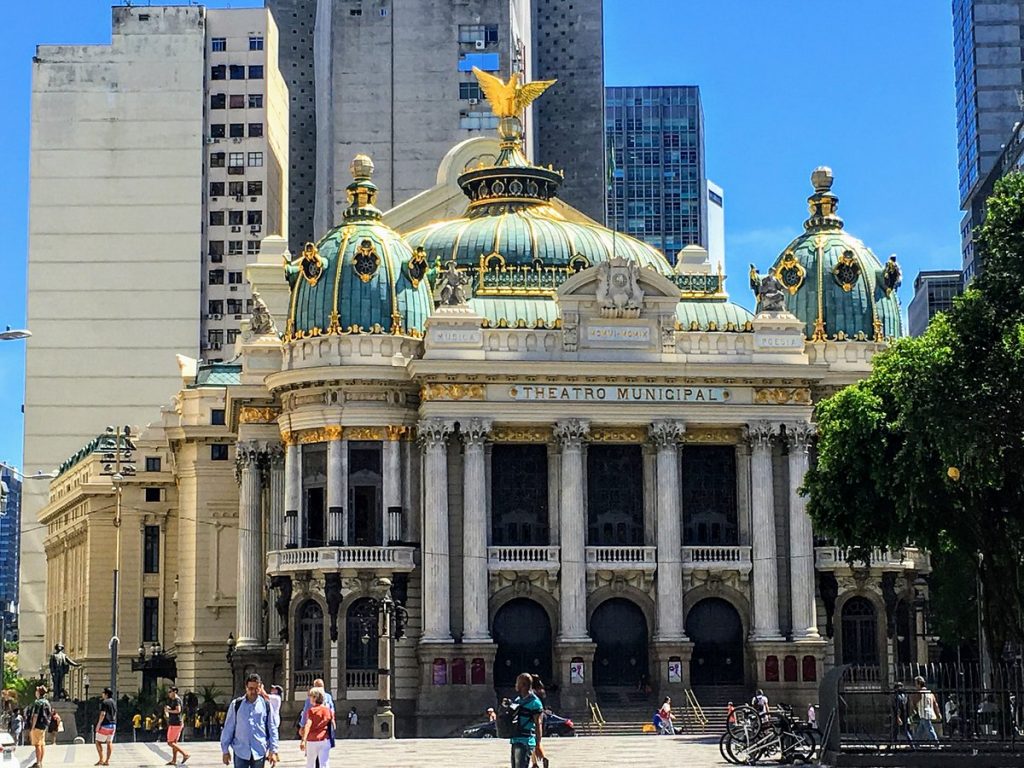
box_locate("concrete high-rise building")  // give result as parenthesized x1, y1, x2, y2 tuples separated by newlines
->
(266, 0, 606, 249)
(532, 0, 606, 222)
(953, 0, 1024, 275)
(908, 270, 963, 336)
(0, 467, 22, 642)
(22, 5, 285, 674)
(606, 85, 708, 264)
(707, 180, 725, 274)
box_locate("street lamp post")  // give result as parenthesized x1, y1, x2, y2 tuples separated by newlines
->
(354, 577, 408, 740)
(99, 427, 136, 699)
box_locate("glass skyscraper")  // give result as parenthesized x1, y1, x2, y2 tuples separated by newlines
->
(605, 86, 707, 263)
(0, 467, 21, 641)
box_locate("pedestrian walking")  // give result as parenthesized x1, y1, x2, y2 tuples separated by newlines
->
(266, 686, 283, 725)
(889, 682, 914, 749)
(11, 710, 23, 747)
(911, 676, 940, 743)
(807, 704, 817, 729)
(220, 674, 279, 768)
(944, 694, 961, 738)
(28, 685, 51, 768)
(93, 687, 117, 766)
(751, 689, 770, 719)
(299, 689, 334, 768)
(529, 675, 550, 768)
(299, 678, 335, 741)
(345, 707, 358, 738)
(164, 686, 190, 765)
(505, 672, 543, 768)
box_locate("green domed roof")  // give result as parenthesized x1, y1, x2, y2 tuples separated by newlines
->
(284, 156, 433, 341)
(762, 168, 903, 341)
(403, 113, 673, 282)
(675, 300, 754, 332)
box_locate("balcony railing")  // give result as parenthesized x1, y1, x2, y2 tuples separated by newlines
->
(294, 670, 322, 689)
(815, 546, 930, 572)
(585, 546, 657, 570)
(266, 546, 416, 575)
(682, 545, 752, 573)
(487, 546, 561, 571)
(345, 670, 378, 690)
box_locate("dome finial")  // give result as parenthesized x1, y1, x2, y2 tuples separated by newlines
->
(804, 166, 843, 232)
(344, 153, 381, 222)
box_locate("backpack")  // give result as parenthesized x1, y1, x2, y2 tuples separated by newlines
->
(495, 702, 517, 739)
(47, 711, 61, 734)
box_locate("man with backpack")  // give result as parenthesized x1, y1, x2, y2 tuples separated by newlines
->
(220, 674, 279, 768)
(503, 673, 544, 768)
(28, 685, 51, 768)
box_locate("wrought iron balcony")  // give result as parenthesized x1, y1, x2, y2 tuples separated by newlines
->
(487, 546, 561, 573)
(681, 545, 753, 573)
(266, 546, 416, 575)
(814, 546, 930, 572)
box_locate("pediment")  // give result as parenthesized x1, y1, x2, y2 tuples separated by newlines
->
(558, 260, 681, 302)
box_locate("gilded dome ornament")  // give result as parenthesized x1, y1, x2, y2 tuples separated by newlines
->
(471, 67, 556, 119)
(773, 250, 805, 294)
(832, 249, 861, 292)
(352, 239, 380, 283)
(300, 242, 324, 287)
(882, 255, 902, 296)
(407, 247, 428, 289)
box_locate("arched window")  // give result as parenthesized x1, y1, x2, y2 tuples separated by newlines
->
(841, 597, 879, 665)
(296, 600, 324, 673)
(345, 599, 379, 671)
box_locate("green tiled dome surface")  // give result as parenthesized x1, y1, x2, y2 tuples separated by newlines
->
(675, 300, 754, 331)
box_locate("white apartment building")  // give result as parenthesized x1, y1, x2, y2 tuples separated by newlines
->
(22, 6, 286, 674)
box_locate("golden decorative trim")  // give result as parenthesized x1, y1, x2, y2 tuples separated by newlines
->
(386, 425, 410, 442)
(491, 426, 553, 443)
(753, 388, 812, 405)
(280, 431, 294, 446)
(325, 425, 343, 441)
(832, 249, 860, 292)
(239, 406, 281, 425)
(773, 250, 806, 294)
(683, 427, 742, 444)
(420, 383, 486, 401)
(297, 427, 339, 444)
(300, 242, 324, 287)
(353, 238, 381, 283)
(345, 427, 387, 441)
(589, 427, 646, 443)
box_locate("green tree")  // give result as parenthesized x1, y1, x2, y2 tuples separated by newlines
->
(804, 172, 1024, 658)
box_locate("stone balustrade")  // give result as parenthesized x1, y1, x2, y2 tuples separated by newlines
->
(585, 545, 657, 570)
(266, 546, 416, 575)
(681, 545, 753, 573)
(345, 670, 378, 690)
(815, 546, 930, 572)
(487, 545, 561, 571)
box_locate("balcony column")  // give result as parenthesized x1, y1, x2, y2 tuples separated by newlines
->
(284, 437, 301, 548)
(787, 422, 820, 640)
(649, 420, 687, 642)
(383, 427, 406, 544)
(266, 444, 286, 645)
(326, 426, 345, 545)
(747, 422, 782, 640)
(419, 418, 455, 642)
(554, 419, 589, 641)
(235, 441, 263, 649)
(461, 418, 493, 641)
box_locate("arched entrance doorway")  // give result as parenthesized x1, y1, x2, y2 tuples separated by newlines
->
(591, 598, 648, 687)
(492, 599, 552, 689)
(841, 596, 879, 665)
(686, 598, 744, 685)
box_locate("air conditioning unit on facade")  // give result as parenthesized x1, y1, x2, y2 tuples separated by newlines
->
(250, 225, 262, 233)
(475, 40, 486, 50)
(231, 226, 241, 232)
(468, 98, 479, 105)
(235, 195, 244, 201)
(230, 286, 239, 292)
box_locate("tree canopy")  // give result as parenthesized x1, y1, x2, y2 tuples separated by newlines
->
(804, 172, 1024, 657)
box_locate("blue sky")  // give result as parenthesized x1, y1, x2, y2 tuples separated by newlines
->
(0, 1, 959, 468)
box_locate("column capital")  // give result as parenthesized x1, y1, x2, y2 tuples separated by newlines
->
(743, 421, 780, 450)
(553, 419, 590, 449)
(417, 418, 455, 448)
(783, 422, 817, 451)
(235, 440, 262, 483)
(648, 419, 686, 449)
(460, 418, 493, 448)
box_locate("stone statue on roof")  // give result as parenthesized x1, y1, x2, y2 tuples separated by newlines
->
(438, 260, 469, 306)
(750, 264, 787, 313)
(249, 292, 278, 336)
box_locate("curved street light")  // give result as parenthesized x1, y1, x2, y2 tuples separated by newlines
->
(0, 327, 31, 341)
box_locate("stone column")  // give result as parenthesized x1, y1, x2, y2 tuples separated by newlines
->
(461, 418, 492, 641)
(547, 443, 560, 544)
(735, 441, 752, 546)
(554, 419, 590, 641)
(787, 423, 820, 640)
(419, 419, 454, 642)
(325, 426, 345, 545)
(649, 420, 687, 642)
(235, 442, 264, 649)
(266, 444, 286, 645)
(284, 439, 301, 548)
(747, 422, 782, 640)
(383, 428, 405, 544)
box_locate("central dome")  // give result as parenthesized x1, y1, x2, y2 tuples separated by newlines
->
(404, 114, 673, 282)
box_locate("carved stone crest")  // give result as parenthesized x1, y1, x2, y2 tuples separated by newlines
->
(596, 257, 644, 318)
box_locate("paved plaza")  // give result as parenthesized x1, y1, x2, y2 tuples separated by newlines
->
(9, 735, 728, 768)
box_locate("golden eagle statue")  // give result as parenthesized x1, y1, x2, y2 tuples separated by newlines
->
(471, 67, 557, 119)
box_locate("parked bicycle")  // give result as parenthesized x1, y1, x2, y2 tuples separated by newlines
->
(719, 704, 817, 765)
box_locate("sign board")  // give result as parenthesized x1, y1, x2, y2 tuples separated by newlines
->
(508, 384, 730, 403)
(585, 325, 651, 344)
(754, 332, 805, 350)
(569, 660, 585, 685)
(667, 659, 682, 684)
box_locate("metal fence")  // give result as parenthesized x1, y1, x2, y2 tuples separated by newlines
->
(831, 663, 1024, 754)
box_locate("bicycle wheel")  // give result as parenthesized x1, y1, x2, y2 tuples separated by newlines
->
(787, 730, 817, 764)
(726, 705, 762, 745)
(719, 732, 741, 765)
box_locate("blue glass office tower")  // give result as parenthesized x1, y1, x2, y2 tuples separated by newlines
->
(0, 467, 21, 641)
(954, 0, 1024, 277)
(605, 86, 707, 263)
